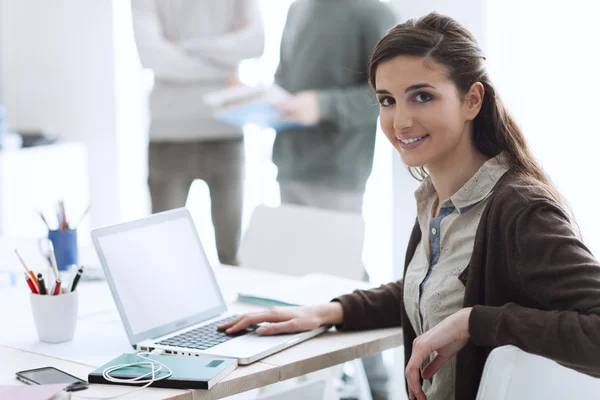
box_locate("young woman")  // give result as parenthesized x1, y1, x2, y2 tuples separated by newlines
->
(219, 12, 600, 400)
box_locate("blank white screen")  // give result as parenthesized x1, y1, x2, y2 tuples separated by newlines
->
(98, 215, 222, 335)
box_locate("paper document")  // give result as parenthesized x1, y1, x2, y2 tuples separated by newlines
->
(0, 383, 69, 400)
(203, 84, 302, 130)
(237, 273, 373, 307)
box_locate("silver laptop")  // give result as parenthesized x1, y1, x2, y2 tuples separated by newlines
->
(91, 208, 327, 365)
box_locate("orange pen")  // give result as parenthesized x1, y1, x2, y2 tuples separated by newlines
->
(25, 273, 39, 294)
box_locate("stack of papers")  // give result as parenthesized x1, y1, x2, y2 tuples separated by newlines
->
(237, 273, 373, 308)
(0, 383, 69, 400)
(203, 84, 301, 130)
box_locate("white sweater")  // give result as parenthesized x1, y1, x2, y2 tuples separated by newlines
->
(131, 0, 265, 141)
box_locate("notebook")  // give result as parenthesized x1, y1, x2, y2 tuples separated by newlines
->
(237, 273, 373, 308)
(88, 353, 237, 390)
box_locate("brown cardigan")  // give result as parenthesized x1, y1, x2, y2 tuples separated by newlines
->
(335, 171, 600, 399)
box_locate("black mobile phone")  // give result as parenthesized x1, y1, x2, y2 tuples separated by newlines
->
(15, 366, 89, 392)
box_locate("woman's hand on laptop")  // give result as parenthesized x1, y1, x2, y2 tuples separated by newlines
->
(217, 303, 344, 336)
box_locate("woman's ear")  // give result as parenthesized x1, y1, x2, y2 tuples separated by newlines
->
(464, 82, 484, 120)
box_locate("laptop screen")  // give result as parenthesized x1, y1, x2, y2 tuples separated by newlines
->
(93, 209, 225, 343)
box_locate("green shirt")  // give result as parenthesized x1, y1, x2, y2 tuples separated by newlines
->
(273, 0, 397, 191)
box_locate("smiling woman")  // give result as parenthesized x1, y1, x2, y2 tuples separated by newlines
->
(219, 12, 600, 400)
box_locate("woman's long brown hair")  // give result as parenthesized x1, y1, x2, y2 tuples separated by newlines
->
(369, 12, 564, 207)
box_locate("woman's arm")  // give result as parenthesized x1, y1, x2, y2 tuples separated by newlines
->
(219, 279, 405, 335)
(218, 303, 343, 335)
(470, 200, 600, 377)
(334, 280, 404, 330)
(131, 0, 226, 83)
(181, 0, 265, 67)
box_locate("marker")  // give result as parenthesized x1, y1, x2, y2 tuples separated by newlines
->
(37, 273, 47, 295)
(70, 266, 84, 292)
(52, 279, 62, 296)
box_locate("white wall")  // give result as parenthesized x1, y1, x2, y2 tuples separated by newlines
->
(0, 0, 148, 230)
(390, 0, 600, 273)
(485, 1, 600, 256)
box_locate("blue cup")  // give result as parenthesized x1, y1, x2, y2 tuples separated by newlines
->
(39, 230, 78, 272)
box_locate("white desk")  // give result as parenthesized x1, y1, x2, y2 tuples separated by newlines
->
(0, 243, 403, 400)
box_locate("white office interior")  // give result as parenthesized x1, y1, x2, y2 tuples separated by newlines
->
(0, 1, 599, 399)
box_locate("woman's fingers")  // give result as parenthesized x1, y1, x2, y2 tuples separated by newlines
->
(405, 363, 426, 400)
(223, 308, 295, 334)
(422, 353, 450, 381)
(406, 339, 429, 400)
(217, 315, 244, 331)
(225, 312, 272, 334)
(256, 319, 303, 336)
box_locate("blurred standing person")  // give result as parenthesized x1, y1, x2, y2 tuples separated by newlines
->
(131, 0, 265, 266)
(274, 0, 396, 215)
(273, 1, 397, 398)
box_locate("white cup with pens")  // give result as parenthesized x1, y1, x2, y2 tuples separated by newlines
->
(15, 247, 85, 343)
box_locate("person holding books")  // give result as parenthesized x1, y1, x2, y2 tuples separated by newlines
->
(220, 12, 600, 400)
(273, 0, 396, 215)
(131, 0, 265, 266)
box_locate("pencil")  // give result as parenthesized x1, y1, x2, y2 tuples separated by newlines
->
(37, 210, 50, 230)
(48, 241, 60, 281)
(14, 249, 38, 287)
(59, 200, 67, 231)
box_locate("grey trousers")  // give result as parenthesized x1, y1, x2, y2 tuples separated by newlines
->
(279, 179, 390, 399)
(149, 139, 244, 266)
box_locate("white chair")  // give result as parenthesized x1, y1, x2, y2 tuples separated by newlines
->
(239, 204, 365, 280)
(476, 345, 600, 399)
(239, 204, 372, 400)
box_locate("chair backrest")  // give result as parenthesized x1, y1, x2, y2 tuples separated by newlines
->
(256, 379, 326, 400)
(476, 345, 600, 400)
(239, 204, 365, 280)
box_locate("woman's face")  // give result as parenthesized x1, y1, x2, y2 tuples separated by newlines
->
(375, 56, 482, 169)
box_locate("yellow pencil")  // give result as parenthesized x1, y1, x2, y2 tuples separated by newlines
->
(14, 249, 39, 287)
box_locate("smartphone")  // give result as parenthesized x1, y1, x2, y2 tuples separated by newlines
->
(15, 366, 89, 392)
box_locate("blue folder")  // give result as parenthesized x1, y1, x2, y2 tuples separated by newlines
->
(217, 101, 302, 131)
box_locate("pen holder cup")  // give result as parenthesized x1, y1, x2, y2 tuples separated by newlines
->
(30, 291, 78, 343)
(39, 229, 78, 272)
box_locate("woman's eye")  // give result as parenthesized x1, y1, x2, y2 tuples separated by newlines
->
(413, 93, 433, 103)
(379, 97, 395, 107)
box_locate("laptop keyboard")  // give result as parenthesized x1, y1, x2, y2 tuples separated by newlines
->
(156, 315, 250, 351)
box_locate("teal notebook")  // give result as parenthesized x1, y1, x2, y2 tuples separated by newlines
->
(88, 353, 237, 390)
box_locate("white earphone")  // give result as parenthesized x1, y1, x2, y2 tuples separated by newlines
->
(73, 351, 172, 400)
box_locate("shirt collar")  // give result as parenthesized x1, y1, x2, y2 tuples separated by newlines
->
(414, 153, 509, 215)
